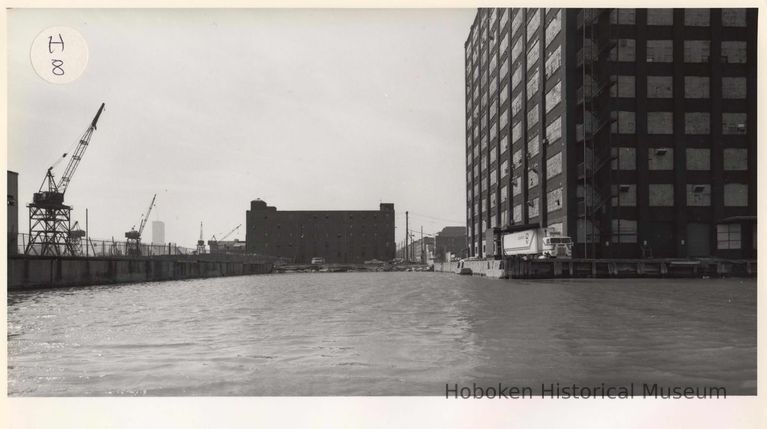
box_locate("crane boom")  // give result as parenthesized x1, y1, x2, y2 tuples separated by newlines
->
(58, 103, 105, 195)
(220, 224, 241, 241)
(137, 194, 156, 236)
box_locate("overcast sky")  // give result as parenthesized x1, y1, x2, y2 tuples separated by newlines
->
(8, 8, 474, 248)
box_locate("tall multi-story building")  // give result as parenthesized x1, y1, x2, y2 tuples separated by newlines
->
(8, 171, 18, 256)
(465, 8, 756, 259)
(246, 199, 395, 263)
(151, 220, 165, 245)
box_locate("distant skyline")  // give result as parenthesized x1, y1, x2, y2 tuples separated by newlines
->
(7, 9, 474, 247)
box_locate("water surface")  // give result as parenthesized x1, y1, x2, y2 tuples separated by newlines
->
(7, 273, 756, 395)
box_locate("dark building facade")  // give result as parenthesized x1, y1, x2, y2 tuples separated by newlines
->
(465, 8, 756, 259)
(435, 226, 467, 261)
(8, 171, 18, 256)
(246, 200, 395, 263)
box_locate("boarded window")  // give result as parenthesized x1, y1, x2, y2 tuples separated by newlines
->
(685, 76, 710, 98)
(611, 111, 636, 134)
(501, 159, 510, 177)
(611, 147, 636, 170)
(547, 152, 563, 178)
(528, 169, 539, 189)
(512, 176, 522, 196)
(723, 148, 748, 171)
(547, 187, 563, 213)
(647, 40, 673, 62)
(545, 82, 562, 113)
(527, 134, 540, 157)
(648, 148, 674, 170)
(722, 77, 747, 99)
(647, 112, 673, 134)
(722, 9, 747, 27)
(513, 149, 523, 168)
(612, 220, 638, 243)
(546, 116, 562, 143)
(686, 148, 711, 170)
(610, 39, 636, 62)
(647, 9, 673, 25)
(545, 10, 561, 47)
(545, 46, 562, 78)
(684, 9, 709, 26)
(612, 184, 637, 207)
(687, 184, 711, 206)
(528, 197, 540, 218)
(684, 41, 710, 63)
(723, 183, 748, 206)
(610, 75, 636, 98)
(685, 112, 710, 135)
(648, 184, 674, 206)
(722, 41, 747, 63)
(610, 9, 635, 24)
(722, 113, 747, 135)
(647, 76, 673, 98)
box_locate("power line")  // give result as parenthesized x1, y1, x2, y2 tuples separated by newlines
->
(408, 212, 465, 225)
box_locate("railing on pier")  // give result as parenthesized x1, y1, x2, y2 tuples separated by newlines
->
(16, 233, 196, 257)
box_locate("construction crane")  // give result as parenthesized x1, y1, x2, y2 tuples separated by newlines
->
(196, 222, 206, 254)
(66, 220, 86, 255)
(25, 103, 105, 256)
(125, 194, 156, 256)
(207, 224, 241, 254)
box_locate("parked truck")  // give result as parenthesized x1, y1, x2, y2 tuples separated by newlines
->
(502, 228, 573, 259)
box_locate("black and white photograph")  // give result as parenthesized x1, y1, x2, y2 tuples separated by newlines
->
(4, 5, 762, 427)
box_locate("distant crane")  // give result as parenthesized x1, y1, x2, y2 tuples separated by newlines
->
(66, 220, 86, 255)
(196, 222, 206, 254)
(125, 194, 157, 256)
(207, 224, 241, 253)
(25, 103, 105, 256)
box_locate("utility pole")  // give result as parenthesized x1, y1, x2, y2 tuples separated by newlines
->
(85, 208, 89, 257)
(405, 211, 409, 262)
(420, 226, 424, 264)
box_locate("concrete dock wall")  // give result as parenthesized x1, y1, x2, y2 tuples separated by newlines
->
(8, 255, 273, 291)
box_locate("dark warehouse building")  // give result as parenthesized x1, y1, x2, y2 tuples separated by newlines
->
(246, 199, 396, 263)
(465, 8, 756, 259)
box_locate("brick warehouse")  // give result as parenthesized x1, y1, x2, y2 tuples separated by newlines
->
(246, 200, 395, 263)
(465, 8, 756, 259)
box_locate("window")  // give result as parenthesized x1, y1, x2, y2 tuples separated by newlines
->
(500, 135, 509, 153)
(545, 47, 562, 78)
(611, 184, 637, 207)
(500, 185, 508, 203)
(499, 83, 509, 105)
(647, 112, 673, 134)
(501, 159, 510, 176)
(684, 41, 710, 63)
(511, 66, 522, 90)
(528, 168, 539, 189)
(512, 10, 523, 36)
(723, 148, 748, 171)
(685, 113, 710, 135)
(686, 184, 711, 206)
(511, 93, 522, 117)
(527, 69, 540, 99)
(512, 176, 522, 196)
(686, 148, 710, 170)
(527, 40, 540, 69)
(724, 184, 748, 206)
(611, 220, 638, 243)
(647, 9, 673, 26)
(512, 122, 522, 143)
(722, 9, 747, 27)
(500, 55, 509, 79)
(527, 9, 540, 41)
(722, 77, 747, 99)
(611, 111, 636, 134)
(528, 197, 540, 218)
(545, 10, 561, 46)
(647, 40, 673, 62)
(610, 9, 635, 25)
(513, 204, 522, 223)
(717, 224, 741, 249)
(528, 134, 540, 157)
(547, 152, 562, 178)
(545, 82, 562, 113)
(547, 187, 563, 212)
(511, 37, 523, 62)
(610, 75, 635, 98)
(546, 116, 562, 143)
(684, 9, 709, 26)
(647, 76, 672, 98)
(649, 184, 674, 206)
(648, 148, 674, 170)
(499, 32, 509, 53)
(611, 147, 636, 170)
(685, 76, 710, 98)
(722, 41, 747, 63)
(722, 113, 747, 135)
(610, 39, 636, 62)
(527, 107, 539, 129)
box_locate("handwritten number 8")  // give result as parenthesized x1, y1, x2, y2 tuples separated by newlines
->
(51, 59, 65, 76)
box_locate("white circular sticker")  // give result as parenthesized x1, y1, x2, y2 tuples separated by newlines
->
(30, 26, 89, 84)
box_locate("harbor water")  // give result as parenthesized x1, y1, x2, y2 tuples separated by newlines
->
(7, 272, 756, 396)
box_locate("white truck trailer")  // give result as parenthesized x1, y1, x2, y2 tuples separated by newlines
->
(502, 228, 573, 259)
